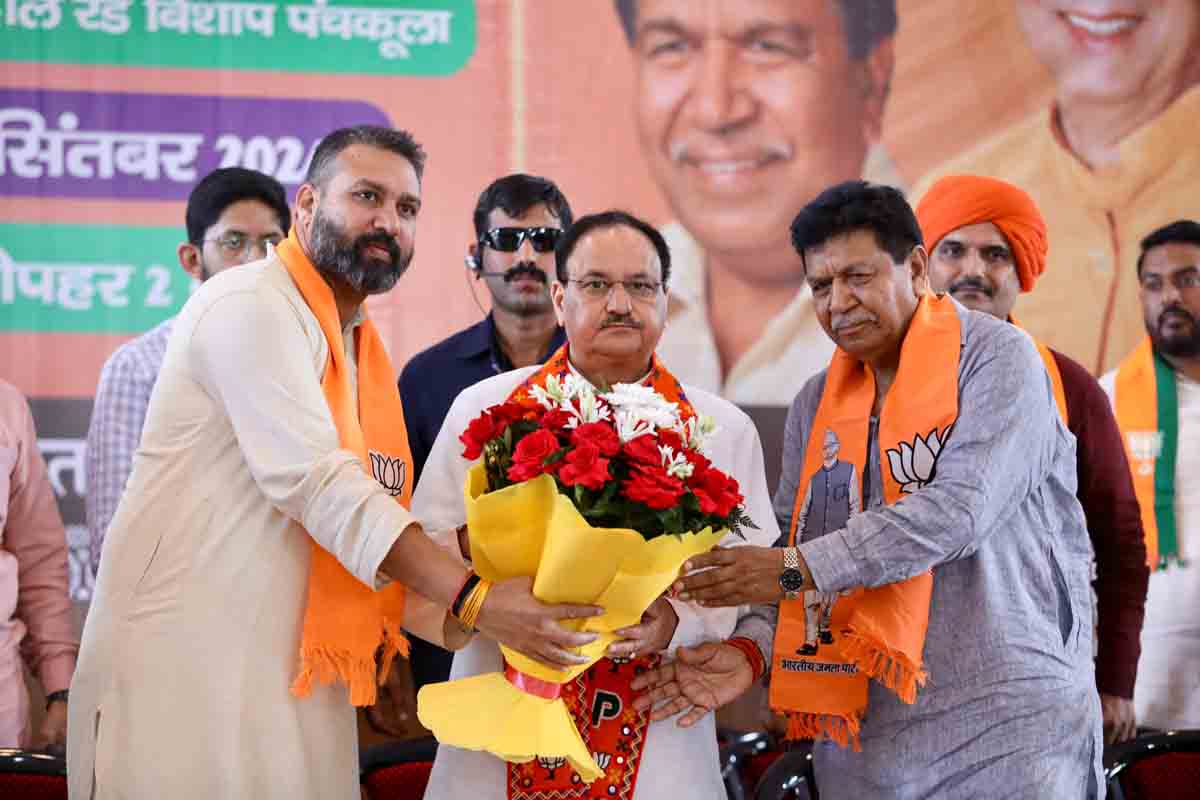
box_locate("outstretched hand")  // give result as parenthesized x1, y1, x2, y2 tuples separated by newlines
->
(674, 546, 786, 606)
(630, 641, 756, 727)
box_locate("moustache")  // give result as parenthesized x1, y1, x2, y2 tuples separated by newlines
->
(355, 232, 401, 264)
(669, 140, 793, 164)
(948, 277, 994, 298)
(503, 262, 547, 284)
(601, 315, 642, 329)
(1159, 306, 1196, 328)
(831, 313, 876, 332)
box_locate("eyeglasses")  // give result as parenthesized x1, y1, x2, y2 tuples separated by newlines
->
(565, 277, 663, 301)
(204, 232, 284, 257)
(480, 226, 562, 253)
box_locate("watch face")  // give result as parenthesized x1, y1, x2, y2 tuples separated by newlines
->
(779, 569, 805, 592)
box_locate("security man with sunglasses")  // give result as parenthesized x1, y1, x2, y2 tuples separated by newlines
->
(396, 173, 572, 694)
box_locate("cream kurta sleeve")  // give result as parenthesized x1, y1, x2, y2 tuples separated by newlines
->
(188, 286, 413, 587)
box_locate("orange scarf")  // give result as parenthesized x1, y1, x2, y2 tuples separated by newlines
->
(769, 293, 961, 748)
(505, 343, 691, 799)
(510, 344, 693, 419)
(1113, 337, 1180, 569)
(276, 230, 411, 706)
(1011, 317, 1068, 425)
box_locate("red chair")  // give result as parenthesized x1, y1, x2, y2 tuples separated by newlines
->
(362, 760, 433, 800)
(360, 736, 437, 800)
(1105, 729, 1200, 800)
(0, 748, 68, 800)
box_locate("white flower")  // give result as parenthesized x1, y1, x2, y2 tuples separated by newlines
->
(566, 384, 611, 428)
(885, 426, 951, 494)
(659, 445, 694, 480)
(602, 383, 681, 442)
(529, 374, 566, 410)
(680, 414, 719, 454)
(614, 414, 653, 443)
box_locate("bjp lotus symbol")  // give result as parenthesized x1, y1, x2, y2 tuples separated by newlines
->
(369, 451, 407, 497)
(886, 426, 951, 494)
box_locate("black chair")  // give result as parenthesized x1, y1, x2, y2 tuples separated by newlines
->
(753, 740, 817, 800)
(0, 748, 67, 800)
(1104, 729, 1200, 800)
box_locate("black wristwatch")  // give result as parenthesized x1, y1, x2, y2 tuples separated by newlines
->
(779, 547, 805, 600)
(45, 689, 68, 709)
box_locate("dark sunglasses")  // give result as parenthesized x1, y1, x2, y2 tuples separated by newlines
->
(480, 226, 562, 253)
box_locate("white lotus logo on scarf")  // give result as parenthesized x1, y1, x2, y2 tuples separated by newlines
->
(1126, 431, 1162, 476)
(886, 426, 952, 494)
(369, 451, 406, 497)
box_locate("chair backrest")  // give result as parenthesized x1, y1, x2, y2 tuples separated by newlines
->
(1105, 730, 1200, 800)
(754, 742, 817, 800)
(0, 749, 68, 800)
(361, 760, 433, 800)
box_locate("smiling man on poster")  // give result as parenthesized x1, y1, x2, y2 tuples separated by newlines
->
(614, 0, 900, 404)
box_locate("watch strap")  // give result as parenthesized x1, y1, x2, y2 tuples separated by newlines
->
(784, 547, 800, 570)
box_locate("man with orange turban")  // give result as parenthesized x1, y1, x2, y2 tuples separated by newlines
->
(917, 174, 1149, 744)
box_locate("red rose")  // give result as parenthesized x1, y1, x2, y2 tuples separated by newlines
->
(491, 401, 528, 429)
(557, 442, 612, 490)
(541, 409, 574, 432)
(657, 428, 685, 452)
(622, 434, 661, 466)
(690, 467, 743, 518)
(460, 411, 498, 460)
(622, 464, 684, 510)
(571, 421, 621, 456)
(684, 448, 712, 480)
(507, 428, 563, 482)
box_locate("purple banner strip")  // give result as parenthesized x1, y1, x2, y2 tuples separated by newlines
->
(0, 88, 390, 201)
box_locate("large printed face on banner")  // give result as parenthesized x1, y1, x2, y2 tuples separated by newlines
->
(7, 1, 1200, 602)
(626, 0, 893, 280)
(1014, 0, 1200, 104)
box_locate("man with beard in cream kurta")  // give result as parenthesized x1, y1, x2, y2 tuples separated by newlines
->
(414, 210, 779, 800)
(68, 126, 604, 800)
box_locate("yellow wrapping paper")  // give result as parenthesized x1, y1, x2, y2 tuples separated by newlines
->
(417, 464, 725, 782)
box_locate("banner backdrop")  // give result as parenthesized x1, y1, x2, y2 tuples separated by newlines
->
(4, 0, 1198, 599)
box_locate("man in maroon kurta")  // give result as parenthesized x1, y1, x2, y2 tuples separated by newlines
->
(918, 175, 1149, 742)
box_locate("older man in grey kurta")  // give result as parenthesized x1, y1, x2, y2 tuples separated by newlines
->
(649, 182, 1104, 798)
(734, 305, 1104, 796)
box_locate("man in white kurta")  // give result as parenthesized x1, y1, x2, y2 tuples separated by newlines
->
(68, 128, 594, 800)
(70, 253, 416, 799)
(413, 210, 780, 800)
(1100, 220, 1200, 730)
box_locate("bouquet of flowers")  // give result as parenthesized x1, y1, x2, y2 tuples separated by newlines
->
(416, 373, 755, 783)
(464, 373, 754, 539)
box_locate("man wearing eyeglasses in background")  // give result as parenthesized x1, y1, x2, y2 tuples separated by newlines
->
(85, 167, 290, 572)
(396, 173, 572, 696)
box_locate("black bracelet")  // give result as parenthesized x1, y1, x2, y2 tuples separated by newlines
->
(451, 573, 481, 620)
(45, 689, 68, 709)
